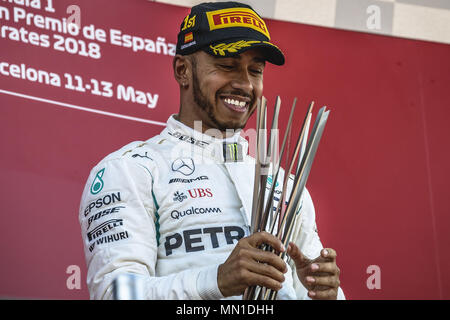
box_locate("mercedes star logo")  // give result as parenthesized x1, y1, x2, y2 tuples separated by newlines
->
(171, 157, 195, 176)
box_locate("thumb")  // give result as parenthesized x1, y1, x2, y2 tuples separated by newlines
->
(287, 242, 310, 269)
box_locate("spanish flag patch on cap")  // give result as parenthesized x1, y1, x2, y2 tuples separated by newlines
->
(184, 32, 194, 43)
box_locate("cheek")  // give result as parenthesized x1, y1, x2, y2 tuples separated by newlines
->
(204, 75, 227, 99)
(253, 78, 264, 97)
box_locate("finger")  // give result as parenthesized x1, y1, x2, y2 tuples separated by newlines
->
(240, 247, 288, 273)
(309, 262, 340, 275)
(287, 242, 310, 269)
(305, 275, 340, 289)
(246, 231, 285, 253)
(244, 258, 286, 283)
(320, 248, 337, 261)
(249, 272, 284, 292)
(308, 288, 338, 300)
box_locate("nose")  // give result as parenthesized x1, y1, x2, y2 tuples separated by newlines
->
(230, 69, 253, 94)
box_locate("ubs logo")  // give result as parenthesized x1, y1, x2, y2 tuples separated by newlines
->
(173, 188, 213, 203)
(188, 188, 213, 198)
(171, 157, 195, 176)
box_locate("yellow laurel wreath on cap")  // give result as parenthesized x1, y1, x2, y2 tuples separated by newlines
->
(210, 40, 260, 56)
(262, 41, 280, 51)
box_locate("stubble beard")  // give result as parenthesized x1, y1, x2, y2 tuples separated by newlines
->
(191, 62, 256, 133)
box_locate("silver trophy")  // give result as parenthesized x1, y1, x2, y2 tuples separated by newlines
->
(245, 97, 330, 300)
(113, 273, 146, 300)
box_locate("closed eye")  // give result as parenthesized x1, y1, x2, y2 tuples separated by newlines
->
(219, 64, 234, 70)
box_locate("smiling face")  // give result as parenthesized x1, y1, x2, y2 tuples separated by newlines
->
(176, 49, 265, 133)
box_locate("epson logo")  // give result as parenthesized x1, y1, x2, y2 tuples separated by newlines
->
(171, 206, 221, 220)
(84, 192, 122, 217)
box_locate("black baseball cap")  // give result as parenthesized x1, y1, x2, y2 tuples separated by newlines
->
(176, 1, 285, 66)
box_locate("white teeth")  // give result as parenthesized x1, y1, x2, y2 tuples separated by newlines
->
(224, 98, 246, 108)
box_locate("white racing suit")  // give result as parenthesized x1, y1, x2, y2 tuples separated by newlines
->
(79, 115, 345, 300)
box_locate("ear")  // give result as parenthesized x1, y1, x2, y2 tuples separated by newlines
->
(173, 54, 190, 89)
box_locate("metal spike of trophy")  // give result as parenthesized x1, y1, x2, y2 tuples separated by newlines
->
(244, 96, 329, 300)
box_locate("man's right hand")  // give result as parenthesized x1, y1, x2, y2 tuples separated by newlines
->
(217, 231, 288, 297)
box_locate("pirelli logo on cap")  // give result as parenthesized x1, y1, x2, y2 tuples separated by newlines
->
(206, 8, 270, 39)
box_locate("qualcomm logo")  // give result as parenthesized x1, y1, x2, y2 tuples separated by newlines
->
(171, 157, 195, 176)
(170, 207, 222, 220)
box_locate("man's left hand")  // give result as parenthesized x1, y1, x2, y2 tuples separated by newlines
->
(287, 242, 340, 300)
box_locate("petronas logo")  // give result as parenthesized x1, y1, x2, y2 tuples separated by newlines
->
(90, 168, 105, 195)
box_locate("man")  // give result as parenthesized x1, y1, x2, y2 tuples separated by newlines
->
(79, 1, 344, 300)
